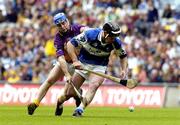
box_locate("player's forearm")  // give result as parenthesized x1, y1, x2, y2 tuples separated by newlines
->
(120, 57, 128, 71)
(67, 42, 78, 62)
(58, 56, 70, 77)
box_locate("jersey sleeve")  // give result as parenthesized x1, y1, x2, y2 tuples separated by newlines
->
(54, 33, 64, 57)
(73, 24, 86, 33)
(70, 32, 87, 48)
(114, 37, 127, 59)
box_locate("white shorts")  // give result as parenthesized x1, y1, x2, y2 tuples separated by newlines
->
(56, 61, 74, 75)
(75, 63, 107, 79)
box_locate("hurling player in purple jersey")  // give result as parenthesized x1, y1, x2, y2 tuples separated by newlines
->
(67, 22, 130, 117)
(27, 12, 88, 116)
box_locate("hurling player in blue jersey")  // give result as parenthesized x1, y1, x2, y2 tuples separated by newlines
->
(67, 22, 128, 117)
(27, 12, 88, 116)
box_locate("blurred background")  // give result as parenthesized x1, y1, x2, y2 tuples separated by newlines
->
(0, 0, 179, 85)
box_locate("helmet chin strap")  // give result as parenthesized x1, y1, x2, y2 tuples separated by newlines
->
(101, 32, 109, 46)
(105, 34, 109, 38)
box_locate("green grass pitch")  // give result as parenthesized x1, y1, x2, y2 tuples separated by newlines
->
(0, 106, 180, 125)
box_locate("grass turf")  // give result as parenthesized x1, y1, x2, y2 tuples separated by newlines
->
(0, 106, 180, 125)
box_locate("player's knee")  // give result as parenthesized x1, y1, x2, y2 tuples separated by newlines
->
(63, 94, 71, 100)
(65, 87, 76, 98)
(64, 92, 72, 99)
(58, 93, 70, 101)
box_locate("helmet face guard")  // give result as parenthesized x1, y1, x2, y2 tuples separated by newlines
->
(108, 32, 120, 37)
(53, 13, 67, 25)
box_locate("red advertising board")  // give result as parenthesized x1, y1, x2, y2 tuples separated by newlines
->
(0, 84, 166, 107)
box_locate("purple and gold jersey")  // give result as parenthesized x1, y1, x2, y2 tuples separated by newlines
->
(54, 24, 84, 62)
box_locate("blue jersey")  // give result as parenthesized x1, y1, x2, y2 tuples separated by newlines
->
(70, 28, 126, 66)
